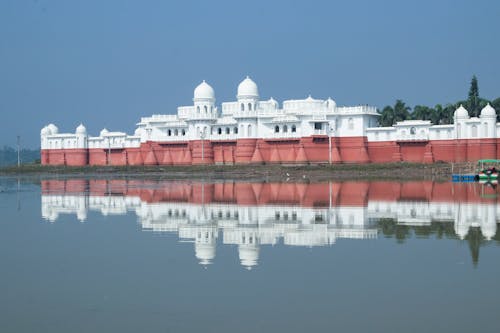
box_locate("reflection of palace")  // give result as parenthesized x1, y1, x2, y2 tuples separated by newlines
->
(41, 180, 499, 268)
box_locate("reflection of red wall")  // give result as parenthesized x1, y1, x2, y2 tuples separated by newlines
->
(41, 179, 500, 206)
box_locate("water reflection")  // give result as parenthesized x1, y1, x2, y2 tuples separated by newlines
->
(41, 180, 500, 267)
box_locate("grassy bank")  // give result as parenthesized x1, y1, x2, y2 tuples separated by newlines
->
(0, 162, 474, 182)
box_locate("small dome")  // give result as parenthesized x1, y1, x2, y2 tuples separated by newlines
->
(195, 243, 216, 266)
(305, 95, 315, 101)
(47, 124, 58, 134)
(480, 103, 497, 118)
(454, 105, 469, 119)
(237, 76, 259, 99)
(238, 244, 259, 270)
(41, 126, 50, 136)
(100, 128, 109, 136)
(134, 128, 143, 136)
(327, 97, 336, 108)
(193, 80, 215, 100)
(76, 124, 87, 135)
(455, 222, 469, 240)
(268, 97, 278, 108)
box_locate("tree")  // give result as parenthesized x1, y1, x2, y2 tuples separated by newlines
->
(467, 75, 481, 117)
(492, 97, 500, 122)
(393, 100, 411, 123)
(379, 105, 395, 127)
(412, 105, 436, 123)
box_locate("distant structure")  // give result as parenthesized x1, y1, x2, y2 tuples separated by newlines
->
(40, 77, 499, 165)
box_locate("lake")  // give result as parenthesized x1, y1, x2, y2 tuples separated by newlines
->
(1, 177, 499, 332)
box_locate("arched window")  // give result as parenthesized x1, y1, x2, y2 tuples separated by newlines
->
(218, 127, 222, 135)
(182, 129, 186, 136)
(248, 124, 252, 136)
(348, 118, 354, 130)
(241, 103, 244, 111)
(168, 129, 172, 136)
(196, 106, 200, 114)
(248, 103, 252, 111)
(210, 106, 213, 113)
(234, 127, 238, 134)
(283, 125, 288, 133)
(275, 125, 280, 133)
(410, 127, 416, 135)
(484, 122, 488, 137)
(204, 105, 208, 114)
(472, 125, 477, 138)
(174, 129, 178, 136)
(292, 125, 296, 133)
(226, 127, 230, 134)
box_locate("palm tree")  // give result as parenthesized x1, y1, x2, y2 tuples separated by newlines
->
(393, 100, 411, 123)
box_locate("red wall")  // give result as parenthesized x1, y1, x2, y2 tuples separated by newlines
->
(43, 137, 500, 166)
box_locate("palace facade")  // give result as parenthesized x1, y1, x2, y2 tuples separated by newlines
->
(40, 77, 499, 165)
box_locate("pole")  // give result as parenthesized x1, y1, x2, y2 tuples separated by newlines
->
(17, 135, 20, 167)
(328, 125, 332, 165)
(200, 128, 206, 164)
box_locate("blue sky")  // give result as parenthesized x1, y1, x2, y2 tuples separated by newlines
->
(1, 0, 499, 148)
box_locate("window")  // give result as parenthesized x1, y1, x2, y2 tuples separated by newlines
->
(275, 125, 280, 133)
(472, 125, 477, 138)
(226, 127, 230, 134)
(348, 118, 354, 130)
(204, 105, 208, 114)
(283, 125, 288, 133)
(182, 129, 186, 136)
(484, 122, 488, 137)
(196, 106, 200, 114)
(218, 128, 222, 135)
(292, 125, 296, 133)
(248, 124, 252, 136)
(168, 129, 172, 136)
(241, 103, 244, 111)
(314, 122, 322, 130)
(174, 129, 178, 136)
(410, 127, 416, 135)
(234, 127, 238, 134)
(248, 103, 252, 111)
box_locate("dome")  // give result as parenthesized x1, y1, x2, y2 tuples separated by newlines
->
(327, 97, 336, 108)
(195, 243, 216, 266)
(454, 105, 469, 119)
(238, 244, 259, 270)
(47, 124, 58, 134)
(134, 128, 143, 136)
(41, 126, 50, 136)
(76, 124, 87, 135)
(237, 76, 259, 99)
(193, 80, 215, 100)
(455, 222, 469, 240)
(100, 128, 109, 136)
(480, 103, 497, 118)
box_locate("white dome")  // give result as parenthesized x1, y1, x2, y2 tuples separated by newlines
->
(134, 128, 143, 136)
(454, 105, 469, 119)
(238, 244, 259, 270)
(480, 103, 497, 118)
(195, 243, 216, 265)
(41, 126, 50, 136)
(76, 124, 87, 135)
(100, 128, 109, 136)
(237, 76, 259, 99)
(455, 222, 469, 240)
(47, 124, 58, 134)
(193, 80, 215, 100)
(327, 97, 336, 108)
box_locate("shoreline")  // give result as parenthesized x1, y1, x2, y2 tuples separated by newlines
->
(0, 162, 475, 182)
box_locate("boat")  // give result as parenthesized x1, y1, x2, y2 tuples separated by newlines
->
(474, 159, 500, 181)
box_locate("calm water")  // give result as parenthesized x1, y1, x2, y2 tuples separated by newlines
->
(1, 177, 500, 332)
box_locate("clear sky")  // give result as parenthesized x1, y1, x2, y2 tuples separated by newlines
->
(1, 0, 499, 148)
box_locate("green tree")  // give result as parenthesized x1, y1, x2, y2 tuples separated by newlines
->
(379, 105, 395, 127)
(466, 75, 481, 117)
(393, 100, 411, 123)
(492, 97, 500, 122)
(412, 105, 436, 123)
